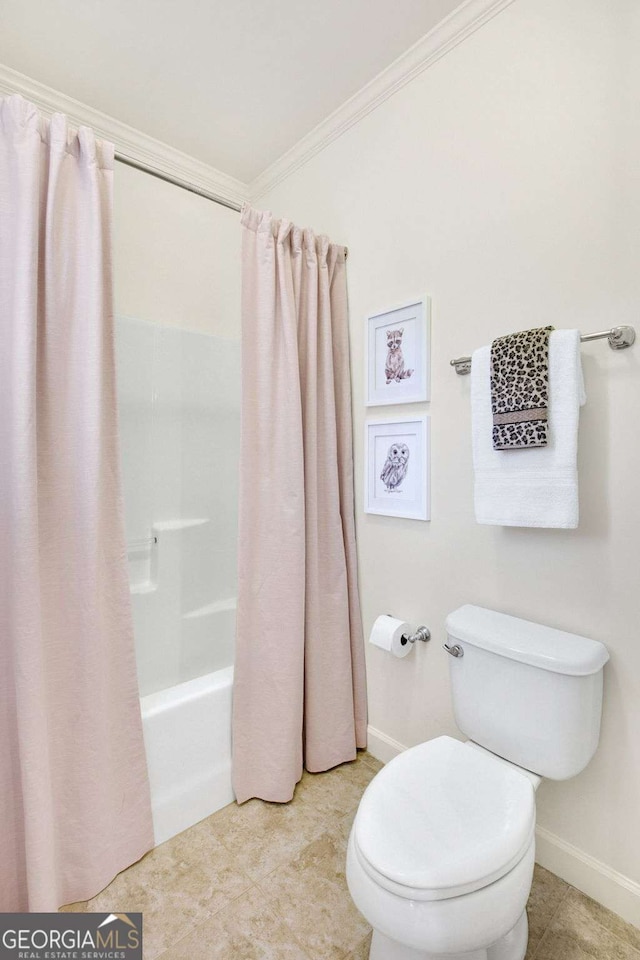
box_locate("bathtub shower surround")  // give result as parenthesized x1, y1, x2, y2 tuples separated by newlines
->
(233, 205, 367, 804)
(0, 95, 153, 910)
(116, 317, 240, 842)
(115, 317, 240, 697)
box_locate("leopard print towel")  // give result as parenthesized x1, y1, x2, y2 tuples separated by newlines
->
(490, 326, 554, 450)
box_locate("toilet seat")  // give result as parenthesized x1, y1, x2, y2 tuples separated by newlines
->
(353, 736, 536, 902)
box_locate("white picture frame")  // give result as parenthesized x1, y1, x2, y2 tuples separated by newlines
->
(365, 298, 430, 406)
(365, 416, 430, 521)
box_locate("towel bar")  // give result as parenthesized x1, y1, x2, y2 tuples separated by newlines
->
(450, 325, 636, 375)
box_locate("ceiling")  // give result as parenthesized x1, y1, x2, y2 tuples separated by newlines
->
(0, 0, 462, 183)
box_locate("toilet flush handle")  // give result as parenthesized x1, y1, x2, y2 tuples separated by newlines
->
(444, 642, 464, 658)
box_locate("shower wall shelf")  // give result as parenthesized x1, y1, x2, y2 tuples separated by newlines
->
(152, 518, 210, 532)
(183, 597, 237, 620)
(450, 325, 636, 375)
(130, 581, 157, 596)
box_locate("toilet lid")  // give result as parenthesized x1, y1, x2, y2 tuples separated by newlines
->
(354, 736, 536, 901)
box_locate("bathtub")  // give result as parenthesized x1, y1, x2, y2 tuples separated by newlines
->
(141, 665, 235, 845)
(130, 527, 237, 845)
(132, 531, 236, 846)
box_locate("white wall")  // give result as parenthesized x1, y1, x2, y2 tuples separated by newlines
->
(258, 0, 640, 920)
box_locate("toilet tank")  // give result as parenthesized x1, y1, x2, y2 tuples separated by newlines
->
(445, 605, 609, 780)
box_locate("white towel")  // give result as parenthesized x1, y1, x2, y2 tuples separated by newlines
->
(472, 329, 586, 528)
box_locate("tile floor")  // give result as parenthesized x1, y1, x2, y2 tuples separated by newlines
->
(61, 752, 640, 960)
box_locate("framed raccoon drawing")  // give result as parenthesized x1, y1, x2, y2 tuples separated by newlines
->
(364, 416, 430, 521)
(365, 298, 430, 406)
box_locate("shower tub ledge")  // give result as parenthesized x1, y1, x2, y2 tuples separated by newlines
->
(141, 665, 234, 846)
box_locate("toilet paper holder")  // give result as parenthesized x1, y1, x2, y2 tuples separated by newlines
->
(399, 625, 431, 647)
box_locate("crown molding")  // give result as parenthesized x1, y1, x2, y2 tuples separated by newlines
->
(0, 64, 248, 208)
(249, 0, 515, 200)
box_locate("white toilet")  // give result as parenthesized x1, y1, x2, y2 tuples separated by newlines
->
(347, 604, 609, 960)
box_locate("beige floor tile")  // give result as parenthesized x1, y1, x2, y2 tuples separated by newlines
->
(525, 864, 570, 954)
(534, 896, 640, 960)
(258, 830, 371, 960)
(87, 826, 253, 959)
(59, 901, 88, 913)
(360, 752, 383, 774)
(156, 886, 310, 960)
(531, 934, 592, 960)
(205, 791, 327, 882)
(295, 754, 379, 822)
(63, 752, 639, 960)
(560, 889, 640, 953)
(328, 809, 357, 848)
(347, 932, 373, 959)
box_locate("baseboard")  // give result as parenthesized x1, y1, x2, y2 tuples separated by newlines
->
(366, 724, 407, 764)
(535, 825, 640, 930)
(366, 725, 640, 930)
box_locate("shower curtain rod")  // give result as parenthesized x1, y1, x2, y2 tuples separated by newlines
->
(115, 152, 348, 257)
(115, 152, 243, 213)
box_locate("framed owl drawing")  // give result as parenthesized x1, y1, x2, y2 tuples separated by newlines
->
(365, 298, 430, 406)
(365, 417, 430, 520)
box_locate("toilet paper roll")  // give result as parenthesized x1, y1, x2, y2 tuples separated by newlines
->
(369, 615, 412, 658)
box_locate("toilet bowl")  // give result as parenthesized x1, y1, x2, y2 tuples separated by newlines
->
(347, 605, 609, 960)
(347, 737, 537, 960)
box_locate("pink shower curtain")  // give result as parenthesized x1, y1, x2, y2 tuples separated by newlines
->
(0, 95, 154, 910)
(232, 205, 367, 804)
